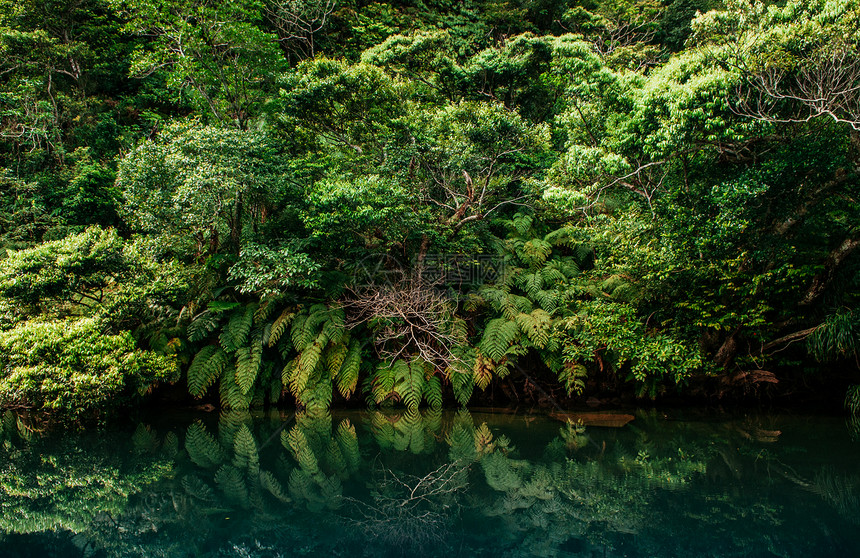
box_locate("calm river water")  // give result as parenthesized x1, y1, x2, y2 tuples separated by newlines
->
(0, 408, 858, 557)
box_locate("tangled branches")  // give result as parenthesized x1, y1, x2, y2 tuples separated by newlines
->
(342, 272, 467, 370)
(343, 459, 470, 552)
(732, 45, 860, 131)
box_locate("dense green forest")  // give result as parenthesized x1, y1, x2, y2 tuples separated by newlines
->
(0, 0, 858, 418)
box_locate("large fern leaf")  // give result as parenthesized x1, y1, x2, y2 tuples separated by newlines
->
(220, 305, 255, 353)
(215, 464, 250, 508)
(479, 318, 521, 361)
(232, 424, 259, 471)
(187, 346, 227, 397)
(395, 359, 426, 410)
(269, 307, 296, 348)
(219, 372, 252, 410)
(335, 340, 362, 398)
(188, 311, 222, 343)
(185, 421, 226, 468)
(235, 333, 263, 394)
(260, 470, 291, 502)
(336, 420, 361, 474)
(423, 375, 443, 409)
(516, 309, 552, 349)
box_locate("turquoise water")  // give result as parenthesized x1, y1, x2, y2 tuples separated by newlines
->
(0, 408, 858, 557)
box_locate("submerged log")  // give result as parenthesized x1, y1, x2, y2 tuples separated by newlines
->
(548, 412, 635, 428)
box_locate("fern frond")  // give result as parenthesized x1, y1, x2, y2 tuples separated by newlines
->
(517, 309, 552, 349)
(396, 358, 426, 410)
(535, 289, 560, 312)
(232, 424, 259, 471)
(255, 294, 286, 324)
(283, 426, 320, 475)
(269, 307, 296, 348)
(510, 213, 533, 236)
(296, 304, 330, 349)
(290, 312, 308, 351)
(299, 371, 333, 411)
(292, 340, 324, 395)
(260, 469, 291, 502)
(519, 238, 552, 267)
(473, 350, 495, 390)
(185, 421, 226, 468)
(559, 362, 587, 395)
(219, 371, 252, 410)
(220, 305, 255, 353)
(336, 419, 361, 474)
(182, 475, 216, 502)
(215, 464, 250, 508)
(187, 346, 226, 397)
(235, 333, 263, 395)
(326, 336, 349, 377)
(320, 308, 346, 346)
(188, 311, 222, 343)
(543, 225, 575, 248)
(335, 340, 362, 399)
(282, 358, 297, 389)
(371, 361, 401, 404)
(448, 353, 476, 406)
(424, 375, 443, 409)
(479, 318, 522, 361)
(522, 271, 544, 299)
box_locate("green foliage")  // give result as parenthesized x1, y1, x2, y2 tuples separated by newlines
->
(2, 0, 859, 415)
(0, 226, 129, 308)
(809, 311, 860, 363)
(187, 346, 224, 398)
(0, 317, 178, 415)
(117, 122, 298, 254)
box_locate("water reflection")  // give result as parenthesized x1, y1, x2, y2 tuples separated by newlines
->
(0, 409, 858, 557)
